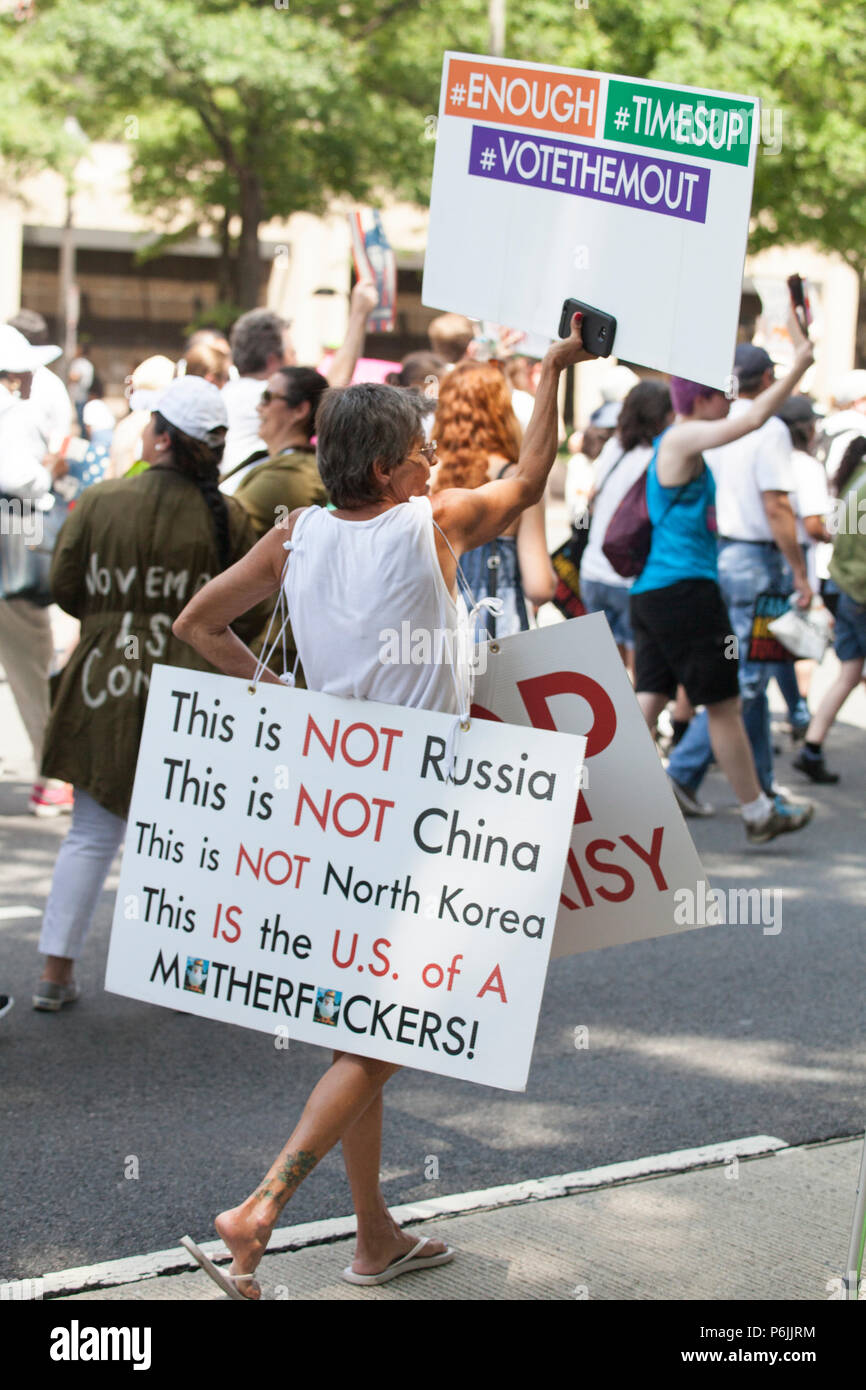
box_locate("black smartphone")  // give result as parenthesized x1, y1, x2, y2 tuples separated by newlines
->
(558, 298, 617, 357)
(786, 273, 812, 334)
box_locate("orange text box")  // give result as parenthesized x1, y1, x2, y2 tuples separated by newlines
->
(444, 58, 600, 139)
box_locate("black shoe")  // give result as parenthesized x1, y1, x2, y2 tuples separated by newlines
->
(0, 994, 13, 1021)
(793, 749, 839, 784)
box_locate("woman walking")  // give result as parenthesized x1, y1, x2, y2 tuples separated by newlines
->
(630, 313, 816, 843)
(172, 315, 595, 1296)
(794, 435, 866, 783)
(580, 380, 673, 674)
(33, 377, 269, 1009)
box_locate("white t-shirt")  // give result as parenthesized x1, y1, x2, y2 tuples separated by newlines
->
(221, 375, 267, 473)
(704, 401, 794, 541)
(0, 386, 52, 501)
(30, 367, 74, 445)
(220, 452, 270, 496)
(790, 449, 832, 586)
(580, 437, 652, 588)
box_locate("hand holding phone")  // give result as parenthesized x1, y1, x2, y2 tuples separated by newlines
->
(558, 298, 617, 357)
(787, 273, 812, 337)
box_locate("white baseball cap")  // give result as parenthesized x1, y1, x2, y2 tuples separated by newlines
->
(0, 324, 61, 372)
(130, 375, 228, 443)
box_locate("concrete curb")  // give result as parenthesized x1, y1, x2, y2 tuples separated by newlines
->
(35, 1133, 788, 1298)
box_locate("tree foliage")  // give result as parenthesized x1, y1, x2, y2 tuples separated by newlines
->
(1, 0, 865, 307)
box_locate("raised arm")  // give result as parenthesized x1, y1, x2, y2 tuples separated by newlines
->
(433, 313, 596, 552)
(324, 279, 379, 389)
(659, 311, 815, 484)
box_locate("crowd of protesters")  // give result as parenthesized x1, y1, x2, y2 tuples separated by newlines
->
(2, 282, 866, 1278)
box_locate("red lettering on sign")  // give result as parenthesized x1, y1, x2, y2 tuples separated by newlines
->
(585, 839, 635, 902)
(621, 827, 667, 890)
(516, 671, 616, 823)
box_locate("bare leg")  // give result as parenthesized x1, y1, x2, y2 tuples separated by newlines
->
(616, 643, 635, 681)
(339, 1083, 447, 1275)
(795, 658, 815, 700)
(215, 1051, 400, 1298)
(705, 697, 761, 804)
(671, 685, 694, 722)
(637, 690, 668, 729)
(42, 955, 74, 986)
(805, 658, 864, 745)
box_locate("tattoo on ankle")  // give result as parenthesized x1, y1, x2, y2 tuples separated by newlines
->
(276, 1149, 318, 1190)
(256, 1149, 318, 1203)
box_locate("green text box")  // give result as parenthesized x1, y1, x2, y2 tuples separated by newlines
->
(605, 80, 756, 167)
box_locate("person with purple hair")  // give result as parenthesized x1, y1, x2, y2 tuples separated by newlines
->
(629, 311, 816, 842)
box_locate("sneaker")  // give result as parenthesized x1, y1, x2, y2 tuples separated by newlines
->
(793, 749, 839, 784)
(790, 723, 810, 744)
(32, 980, 79, 1011)
(746, 797, 814, 843)
(669, 776, 715, 818)
(0, 994, 13, 1021)
(28, 783, 74, 817)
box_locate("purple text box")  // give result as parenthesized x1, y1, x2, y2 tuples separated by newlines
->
(468, 125, 710, 223)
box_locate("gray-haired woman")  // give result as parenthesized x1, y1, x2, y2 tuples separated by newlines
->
(173, 315, 594, 1298)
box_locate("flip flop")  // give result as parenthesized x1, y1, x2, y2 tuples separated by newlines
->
(179, 1235, 260, 1301)
(341, 1236, 456, 1286)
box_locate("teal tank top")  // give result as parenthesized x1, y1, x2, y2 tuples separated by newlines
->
(631, 432, 718, 595)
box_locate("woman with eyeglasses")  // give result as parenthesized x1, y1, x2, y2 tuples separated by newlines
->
(220, 367, 329, 532)
(173, 314, 596, 1299)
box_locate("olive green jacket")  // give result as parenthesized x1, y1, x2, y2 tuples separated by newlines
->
(224, 446, 327, 542)
(42, 469, 272, 819)
(830, 465, 866, 606)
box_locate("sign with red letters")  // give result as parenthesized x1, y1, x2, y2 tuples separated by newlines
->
(471, 614, 710, 957)
(105, 665, 585, 1091)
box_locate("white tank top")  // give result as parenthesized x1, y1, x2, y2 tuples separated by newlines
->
(284, 497, 472, 715)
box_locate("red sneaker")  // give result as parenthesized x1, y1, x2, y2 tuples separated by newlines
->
(28, 783, 74, 817)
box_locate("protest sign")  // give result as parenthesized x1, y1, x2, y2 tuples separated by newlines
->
(105, 665, 585, 1091)
(470, 614, 710, 958)
(423, 52, 760, 387)
(348, 207, 397, 333)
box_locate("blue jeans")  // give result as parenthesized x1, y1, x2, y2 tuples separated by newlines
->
(667, 540, 791, 795)
(773, 661, 810, 729)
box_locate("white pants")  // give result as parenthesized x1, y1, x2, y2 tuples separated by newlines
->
(39, 788, 126, 960)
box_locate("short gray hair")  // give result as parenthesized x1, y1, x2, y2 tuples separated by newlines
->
(316, 384, 426, 508)
(229, 308, 287, 376)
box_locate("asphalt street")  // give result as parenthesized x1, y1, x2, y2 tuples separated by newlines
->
(1, 646, 864, 1284)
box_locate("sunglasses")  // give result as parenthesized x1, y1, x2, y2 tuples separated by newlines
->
(261, 389, 289, 405)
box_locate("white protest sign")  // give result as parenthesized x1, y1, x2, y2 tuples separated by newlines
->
(470, 614, 710, 958)
(423, 52, 760, 388)
(105, 665, 585, 1092)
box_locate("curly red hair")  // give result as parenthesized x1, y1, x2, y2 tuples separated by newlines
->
(431, 362, 522, 491)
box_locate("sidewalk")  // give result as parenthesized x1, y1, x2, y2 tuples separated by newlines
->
(30, 1134, 863, 1301)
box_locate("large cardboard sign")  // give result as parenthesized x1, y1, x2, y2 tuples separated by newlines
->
(105, 665, 585, 1091)
(471, 614, 710, 958)
(423, 52, 760, 387)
